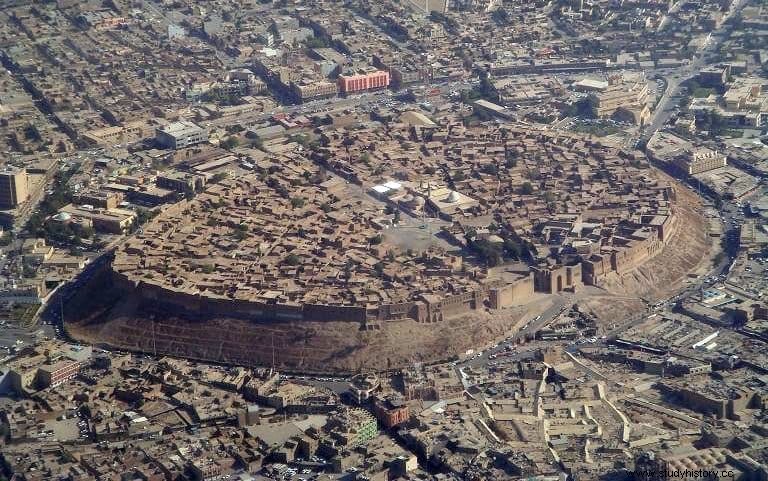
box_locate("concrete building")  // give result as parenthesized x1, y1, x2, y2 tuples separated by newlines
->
(698, 66, 728, 88)
(326, 408, 378, 446)
(594, 73, 650, 125)
(58, 204, 137, 234)
(672, 148, 727, 175)
(472, 100, 515, 120)
(348, 374, 380, 404)
(0, 169, 30, 208)
(155, 121, 208, 150)
(36, 359, 84, 388)
(156, 172, 207, 194)
(373, 397, 410, 428)
(73, 190, 119, 209)
(338, 69, 390, 94)
(690, 78, 768, 129)
(291, 80, 338, 102)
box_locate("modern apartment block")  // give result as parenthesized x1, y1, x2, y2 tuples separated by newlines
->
(155, 121, 208, 150)
(0, 169, 30, 208)
(338, 69, 390, 94)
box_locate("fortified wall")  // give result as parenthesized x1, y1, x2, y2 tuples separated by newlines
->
(109, 204, 678, 324)
(112, 268, 529, 326)
(582, 209, 679, 287)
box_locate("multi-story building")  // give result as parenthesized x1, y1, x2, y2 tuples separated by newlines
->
(373, 397, 410, 428)
(76, 11, 126, 30)
(82, 121, 151, 147)
(156, 172, 207, 194)
(58, 204, 138, 234)
(587, 72, 650, 125)
(73, 190, 119, 209)
(698, 66, 728, 88)
(690, 79, 768, 128)
(348, 374, 380, 404)
(672, 148, 727, 175)
(0, 169, 30, 208)
(36, 359, 84, 388)
(325, 408, 378, 446)
(291, 80, 338, 102)
(155, 121, 208, 150)
(338, 69, 390, 94)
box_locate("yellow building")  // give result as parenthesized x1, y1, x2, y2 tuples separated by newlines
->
(672, 148, 727, 175)
(594, 74, 651, 125)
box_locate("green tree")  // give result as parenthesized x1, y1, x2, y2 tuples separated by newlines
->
(221, 137, 239, 149)
(503, 238, 523, 259)
(369, 234, 383, 245)
(284, 254, 301, 266)
(505, 150, 518, 168)
(211, 172, 229, 183)
(303, 36, 329, 48)
(0, 231, 14, 246)
(521, 182, 534, 195)
(373, 261, 384, 276)
(469, 238, 503, 267)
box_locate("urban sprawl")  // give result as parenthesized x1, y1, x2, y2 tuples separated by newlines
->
(0, 0, 767, 480)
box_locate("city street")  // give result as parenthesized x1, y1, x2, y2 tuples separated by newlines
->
(642, 0, 749, 142)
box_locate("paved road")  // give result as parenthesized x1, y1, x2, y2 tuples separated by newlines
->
(641, 0, 748, 142)
(455, 297, 568, 372)
(603, 194, 748, 340)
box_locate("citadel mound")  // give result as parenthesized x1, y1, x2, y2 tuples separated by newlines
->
(65, 122, 712, 372)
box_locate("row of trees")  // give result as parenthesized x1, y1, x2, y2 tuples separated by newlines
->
(26, 168, 77, 242)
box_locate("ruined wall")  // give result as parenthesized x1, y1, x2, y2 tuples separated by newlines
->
(612, 231, 663, 275)
(658, 383, 726, 419)
(581, 254, 612, 287)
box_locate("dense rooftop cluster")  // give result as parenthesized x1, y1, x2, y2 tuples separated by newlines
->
(113, 145, 481, 306)
(111, 118, 678, 311)
(0, 0, 766, 479)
